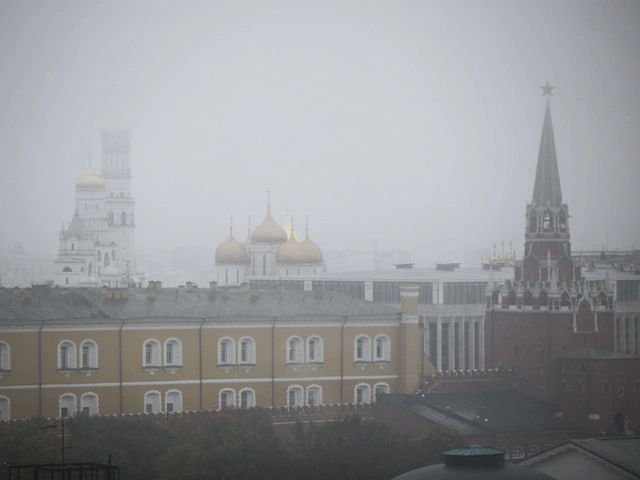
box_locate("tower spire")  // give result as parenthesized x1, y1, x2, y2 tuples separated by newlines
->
(532, 84, 562, 207)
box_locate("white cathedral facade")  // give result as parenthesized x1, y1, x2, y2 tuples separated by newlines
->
(53, 131, 140, 287)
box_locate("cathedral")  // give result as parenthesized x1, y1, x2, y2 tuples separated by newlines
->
(214, 203, 325, 287)
(53, 131, 139, 288)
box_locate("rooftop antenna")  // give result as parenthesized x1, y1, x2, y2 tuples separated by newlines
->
(247, 216, 251, 237)
(305, 214, 309, 236)
(267, 188, 271, 211)
(229, 214, 233, 236)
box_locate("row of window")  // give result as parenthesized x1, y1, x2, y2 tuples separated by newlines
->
(500, 445, 540, 459)
(0, 383, 391, 421)
(0, 334, 393, 374)
(58, 340, 98, 369)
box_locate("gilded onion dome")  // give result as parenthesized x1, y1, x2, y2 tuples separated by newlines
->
(75, 166, 105, 190)
(215, 231, 250, 264)
(251, 207, 288, 244)
(302, 233, 323, 265)
(276, 232, 307, 265)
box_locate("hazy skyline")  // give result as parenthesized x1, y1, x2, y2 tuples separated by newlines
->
(1, 0, 639, 268)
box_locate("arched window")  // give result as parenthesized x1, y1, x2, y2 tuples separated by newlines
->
(88, 262, 93, 276)
(529, 212, 537, 232)
(59, 393, 76, 417)
(0, 342, 10, 372)
(220, 389, 235, 409)
(71, 243, 75, 251)
(121, 211, 127, 225)
(166, 390, 182, 413)
(287, 336, 303, 364)
(374, 335, 390, 361)
(144, 391, 161, 413)
(239, 388, 255, 409)
(143, 340, 161, 367)
(527, 445, 539, 457)
(108, 211, 114, 225)
(307, 336, 323, 363)
(0, 396, 10, 421)
(164, 338, 182, 366)
(512, 446, 525, 459)
(81, 393, 99, 416)
(238, 337, 256, 364)
(63, 267, 72, 273)
(542, 211, 551, 229)
(559, 212, 567, 230)
(306, 385, 322, 406)
(374, 383, 390, 402)
(80, 340, 98, 369)
(97, 250, 101, 263)
(539, 290, 548, 308)
(355, 383, 371, 404)
(218, 338, 235, 365)
(104, 252, 110, 266)
(287, 385, 303, 407)
(354, 335, 371, 362)
(561, 291, 571, 308)
(523, 290, 533, 306)
(58, 340, 77, 369)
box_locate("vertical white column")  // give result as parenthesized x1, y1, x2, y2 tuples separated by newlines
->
(479, 316, 486, 369)
(459, 317, 466, 371)
(424, 321, 430, 358)
(469, 318, 476, 370)
(448, 318, 455, 371)
(437, 317, 442, 372)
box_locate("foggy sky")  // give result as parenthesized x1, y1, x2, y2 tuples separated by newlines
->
(1, 0, 639, 268)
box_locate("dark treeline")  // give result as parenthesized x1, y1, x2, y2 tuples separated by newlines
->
(0, 410, 464, 480)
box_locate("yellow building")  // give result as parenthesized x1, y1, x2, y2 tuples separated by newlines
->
(0, 282, 431, 420)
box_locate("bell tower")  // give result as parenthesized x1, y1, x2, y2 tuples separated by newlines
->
(101, 130, 136, 275)
(516, 84, 579, 285)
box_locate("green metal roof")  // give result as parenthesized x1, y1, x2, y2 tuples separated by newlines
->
(532, 104, 563, 207)
(572, 437, 640, 477)
(380, 391, 577, 435)
(0, 287, 399, 324)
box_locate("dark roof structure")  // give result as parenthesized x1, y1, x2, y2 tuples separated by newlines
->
(392, 444, 556, 479)
(521, 437, 640, 479)
(532, 103, 563, 207)
(380, 391, 576, 436)
(0, 286, 400, 324)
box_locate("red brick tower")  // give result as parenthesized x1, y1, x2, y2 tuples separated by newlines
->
(485, 85, 614, 403)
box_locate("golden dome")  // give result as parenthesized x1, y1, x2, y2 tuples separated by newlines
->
(284, 215, 302, 242)
(276, 233, 307, 265)
(75, 166, 105, 189)
(251, 208, 288, 244)
(215, 233, 250, 264)
(302, 234, 324, 265)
